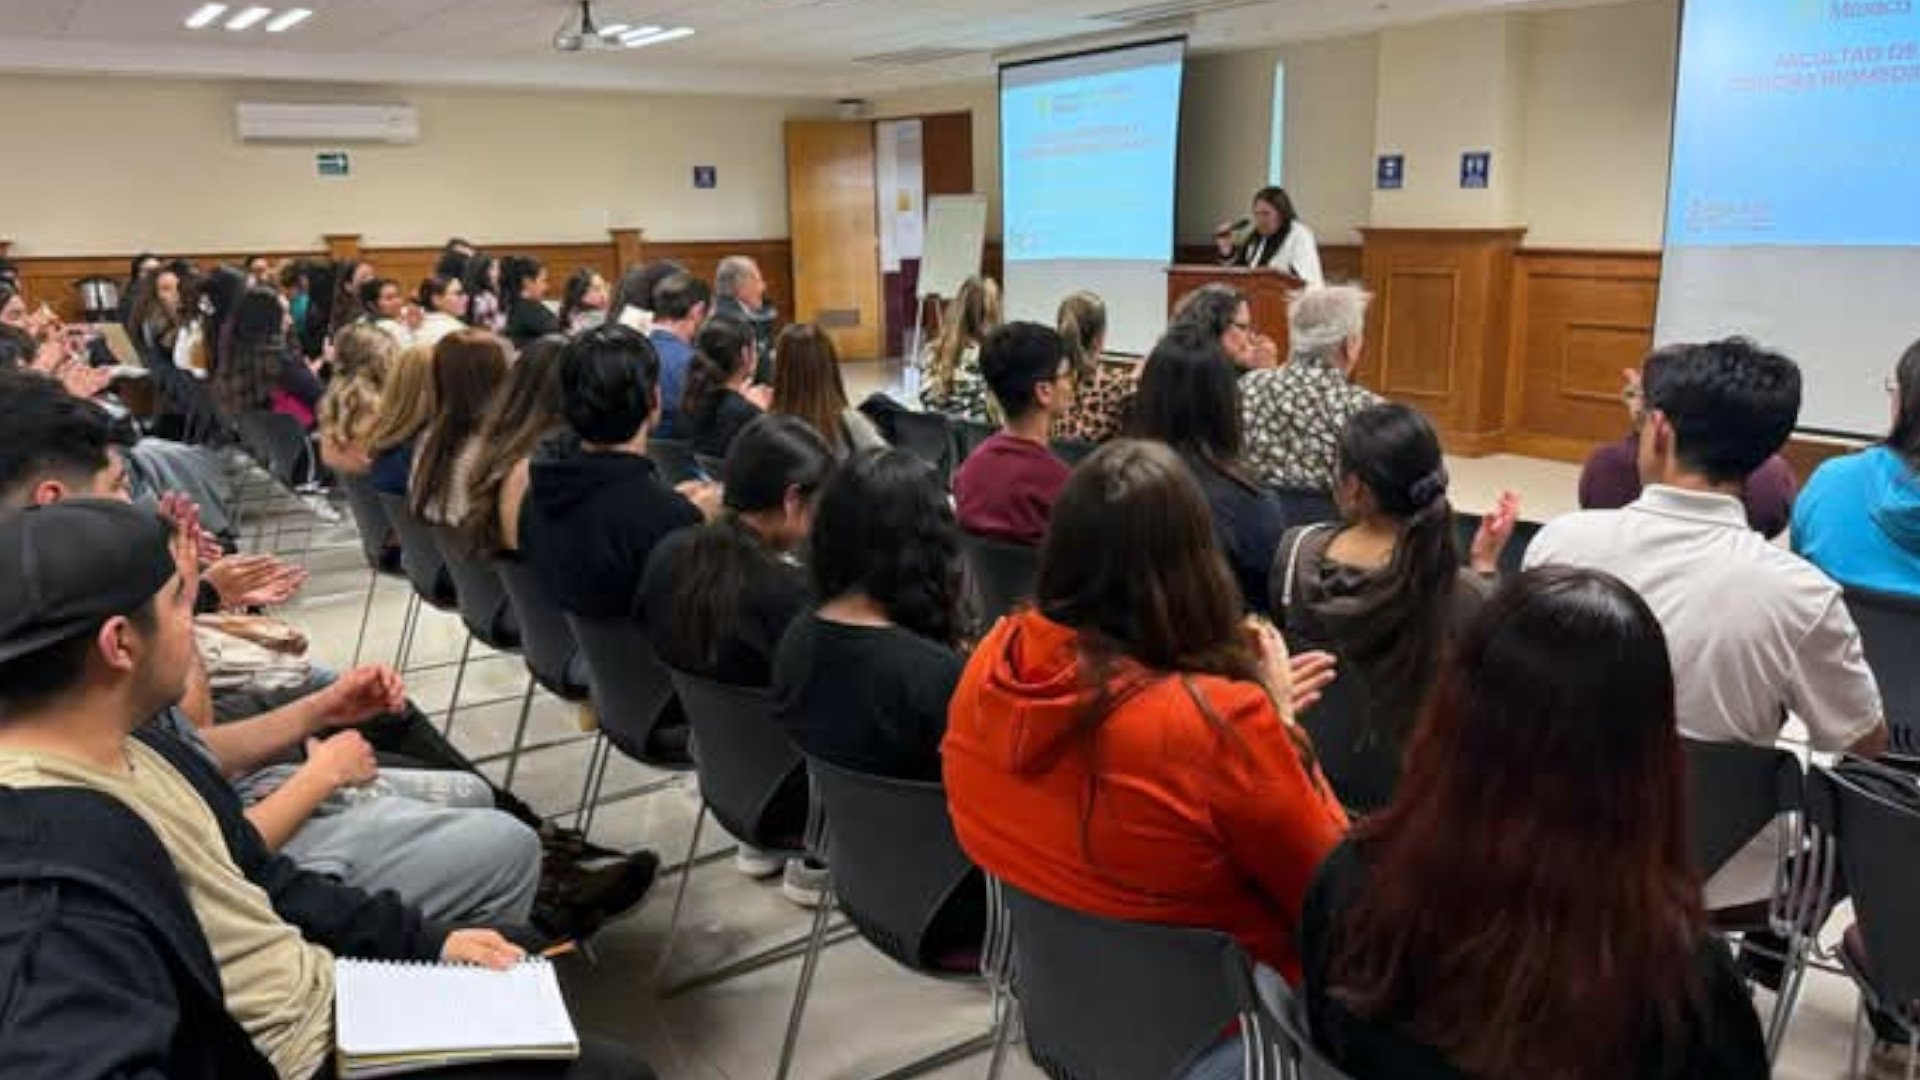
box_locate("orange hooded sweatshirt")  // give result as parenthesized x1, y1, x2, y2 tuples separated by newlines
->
(943, 610, 1349, 983)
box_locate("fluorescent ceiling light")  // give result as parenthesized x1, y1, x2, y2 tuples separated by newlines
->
(184, 3, 228, 28)
(617, 25, 662, 41)
(224, 6, 272, 30)
(264, 8, 312, 32)
(598, 23, 630, 36)
(623, 26, 694, 48)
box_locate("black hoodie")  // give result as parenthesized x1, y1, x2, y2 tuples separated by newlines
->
(519, 439, 703, 621)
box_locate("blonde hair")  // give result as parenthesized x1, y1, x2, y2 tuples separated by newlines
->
(1056, 291, 1108, 378)
(369, 343, 437, 452)
(317, 325, 398, 454)
(925, 276, 1000, 398)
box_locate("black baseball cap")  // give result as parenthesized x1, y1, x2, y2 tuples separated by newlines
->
(0, 500, 176, 667)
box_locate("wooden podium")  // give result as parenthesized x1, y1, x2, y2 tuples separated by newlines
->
(1166, 265, 1303, 356)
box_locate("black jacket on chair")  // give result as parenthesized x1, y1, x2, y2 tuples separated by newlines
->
(0, 785, 276, 1080)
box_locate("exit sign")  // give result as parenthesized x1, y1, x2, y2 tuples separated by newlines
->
(316, 151, 350, 178)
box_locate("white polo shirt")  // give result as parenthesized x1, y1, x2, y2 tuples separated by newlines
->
(1524, 484, 1883, 905)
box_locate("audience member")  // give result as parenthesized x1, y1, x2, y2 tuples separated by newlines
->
(951, 322, 1072, 545)
(713, 255, 777, 382)
(919, 275, 1001, 422)
(210, 287, 323, 428)
(463, 254, 505, 334)
(774, 447, 966, 781)
(1171, 283, 1278, 371)
(119, 251, 163, 323)
(645, 416, 831, 900)
(179, 266, 245, 376)
(437, 237, 477, 279)
(502, 256, 559, 350)
(519, 324, 717, 622)
(125, 263, 185, 362)
(462, 336, 567, 556)
(769, 323, 885, 457)
(327, 258, 375, 338)
(647, 271, 711, 439)
(411, 330, 508, 526)
(358, 276, 418, 348)
(1130, 324, 1287, 612)
(943, 439, 1346, 982)
(1299, 567, 1769, 1080)
(560, 267, 610, 335)
(1525, 337, 1887, 909)
(681, 315, 769, 460)
(607, 259, 686, 334)
(1581, 349, 1798, 537)
(365, 343, 437, 497)
(317, 323, 399, 476)
(0, 500, 652, 1080)
(414, 273, 470, 348)
(1052, 290, 1137, 443)
(1241, 284, 1383, 491)
(1792, 339, 1920, 596)
(1273, 403, 1515, 811)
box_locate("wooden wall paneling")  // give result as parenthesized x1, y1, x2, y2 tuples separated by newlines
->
(1358, 228, 1525, 455)
(1502, 249, 1662, 462)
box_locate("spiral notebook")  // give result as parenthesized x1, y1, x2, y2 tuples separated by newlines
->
(333, 957, 580, 1078)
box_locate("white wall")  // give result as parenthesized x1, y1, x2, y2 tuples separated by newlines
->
(869, 82, 1002, 238)
(0, 74, 830, 255)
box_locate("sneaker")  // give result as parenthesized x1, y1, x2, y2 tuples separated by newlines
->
(735, 844, 784, 879)
(1869, 1038, 1920, 1080)
(533, 850, 662, 942)
(780, 858, 830, 909)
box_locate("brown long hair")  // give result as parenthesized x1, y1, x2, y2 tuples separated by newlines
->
(368, 343, 436, 453)
(926, 276, 1000, 399)
(462, 336, 566, 553)
(316, 324, 397, 456)
(409, 330, 506, 520)
(771, 323, 854, 454)
(1329, 567, 1706, 1080)
(1890, 338, 1920, 471)
(1056, 291, 1107, 380)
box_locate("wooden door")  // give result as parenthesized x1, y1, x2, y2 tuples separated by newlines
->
(786, 120, 883, 361)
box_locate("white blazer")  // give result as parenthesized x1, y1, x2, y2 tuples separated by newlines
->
(1239, 221, 1324, 286)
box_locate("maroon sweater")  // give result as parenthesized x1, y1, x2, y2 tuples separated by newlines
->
(1578, 433, 1798, 539)
(953, 432, 1071, 546)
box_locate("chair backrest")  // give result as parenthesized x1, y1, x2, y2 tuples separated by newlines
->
(668, 671, 804, 846)
(960, 531, 1039, 625)
(807, 756, 980, 971)
(235, 410, 314, 489)
(953, 419, 997, 465)
(374, 491, 457, 608)
(694, 453, 726, 482)
(647, 438, 702, 484)
(1450, 513, 1544, 576)
(1820, 763, 1920, 1023)
(1682, 738, 1804, 880)
(338, 474, 393, 569)
(1263, 976, 1364, 1080)
(1051, 439, 1098, 468)
(427, 523, 519, 648)
(1845, 586, 1920, 757)
(1295, 665, 1398, 817)
(890, 410, 956, 485)
(495, 558, 588, 700)
(1273, 487, 1340, 528)
(1000, 882, 1276, 1080)
(566, 614, 681, 765)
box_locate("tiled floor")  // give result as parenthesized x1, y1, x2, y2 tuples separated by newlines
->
(246, 393, 1862, 1080)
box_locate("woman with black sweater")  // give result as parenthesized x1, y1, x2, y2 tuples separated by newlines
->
(681, 316, 769, 460)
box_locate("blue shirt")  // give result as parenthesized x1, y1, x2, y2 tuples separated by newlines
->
(649, 328, 695, 439)
(369, 441, 414, 497)
(1792, 445, 1920, 598)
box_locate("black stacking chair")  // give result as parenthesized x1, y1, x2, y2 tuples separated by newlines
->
(959, 532, 1040, 626)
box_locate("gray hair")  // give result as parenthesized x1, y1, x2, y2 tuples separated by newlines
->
(1289, 284, 1371, 363)
(715, 256, 758, 299)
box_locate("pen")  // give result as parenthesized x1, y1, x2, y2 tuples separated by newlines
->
(539, 941, 578, 960)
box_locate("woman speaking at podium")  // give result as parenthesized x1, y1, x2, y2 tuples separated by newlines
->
(1214, 186, 1324, 286)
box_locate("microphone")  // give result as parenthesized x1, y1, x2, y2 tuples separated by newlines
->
(1215, 216, 1250, 236)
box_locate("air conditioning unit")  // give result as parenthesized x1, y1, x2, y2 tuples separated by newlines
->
(236, 102, 420, 144)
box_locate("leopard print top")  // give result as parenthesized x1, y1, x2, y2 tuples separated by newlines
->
(1053, 359, 1140, 443)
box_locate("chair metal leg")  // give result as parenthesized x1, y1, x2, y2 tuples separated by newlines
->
(653, 806, 710, 983)
(499, 676, 538, 791)
(1849, 997, 1868, 1080)
(442, 633, 476, 738)
(395, 593, 422, 671)
(1767, 949, 1809, 1062)
(775, 888, 840, 1080)
(579, 735, 616, 837)
(351, 568, 379, 667)
(572, 734, 608, 832)
(985, 996, 1017, 1080)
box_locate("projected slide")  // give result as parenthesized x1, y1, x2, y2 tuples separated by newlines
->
(1002, 53, 1183, 261)
(1000, 39, 1185, 355)
(1668, 0, 1920, 246)
(1658, 0, 1920, 435)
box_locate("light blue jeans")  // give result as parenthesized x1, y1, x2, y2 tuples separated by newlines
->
(1181, 964, 1291, 1080)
